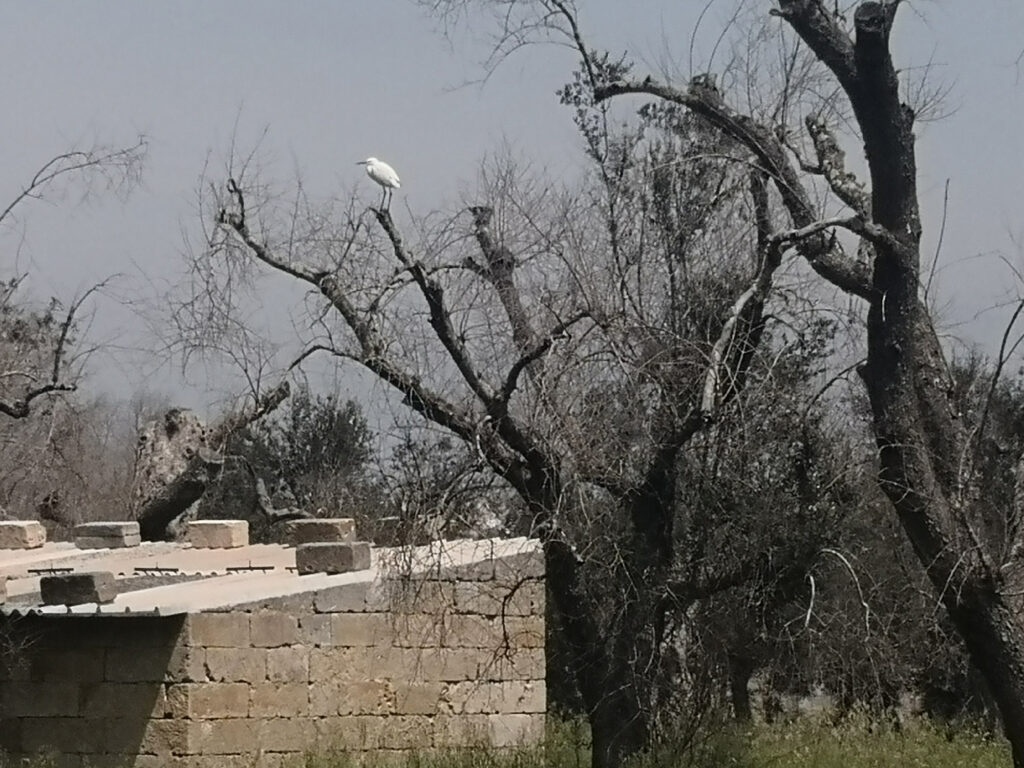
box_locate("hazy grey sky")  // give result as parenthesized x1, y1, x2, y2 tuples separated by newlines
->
(2, 1, 1023, 418)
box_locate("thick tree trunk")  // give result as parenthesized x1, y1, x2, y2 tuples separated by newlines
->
(137, 448, 224, 540)
(941, 582, 1024, 764)
(728, 654, 755, 723)
(589, 686, 648, 768)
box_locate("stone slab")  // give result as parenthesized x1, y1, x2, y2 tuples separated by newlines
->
(40, 571, 117, 605)
(187, 520, 249, 548)
(281, 518, 356, 545)
(74, 521, 141, 549)
(296, 541, 371, 574)
(0, 520, 46, 549)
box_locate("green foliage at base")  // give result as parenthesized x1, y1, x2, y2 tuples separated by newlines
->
(686, 717, 1008, 768)
(2, 717, 1010, 768)
(292, 717, 1009, 768)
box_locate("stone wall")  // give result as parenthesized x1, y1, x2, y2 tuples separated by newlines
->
(0, 548, 545, 766)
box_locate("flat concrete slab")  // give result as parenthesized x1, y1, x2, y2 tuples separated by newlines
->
(0, 536, 540, 617)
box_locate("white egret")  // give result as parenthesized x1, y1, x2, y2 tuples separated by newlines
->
(357, 157, 401, 210)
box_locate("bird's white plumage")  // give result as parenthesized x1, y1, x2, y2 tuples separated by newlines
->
(359, 157, 400, 189)
(357, 157, 401, 209)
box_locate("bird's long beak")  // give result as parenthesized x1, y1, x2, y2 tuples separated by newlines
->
(355, 161, 367, 165)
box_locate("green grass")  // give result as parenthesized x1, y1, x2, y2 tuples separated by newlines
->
(293, 717, 1010, 768)
(699, 717, 1009, 768)
(3, 717, 1011, 768)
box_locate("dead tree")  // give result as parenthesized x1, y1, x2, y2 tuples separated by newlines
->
(194, 97, 861, 763)
(133, 381, 295, 540)
(0, 140, 146, 420)
(551, 1, 1024, 761)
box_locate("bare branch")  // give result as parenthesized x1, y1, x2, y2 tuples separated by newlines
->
(0, 139, 148, 228)
(804, 114, 871, 217)
(499, 311, 589, 404)
(0, 280, 111, 419)
(206, 379, 292, 449)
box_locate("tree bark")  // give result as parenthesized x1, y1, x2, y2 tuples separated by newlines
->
(137, 448, 224, 540)
(784, 3, 1024, 762)
(728, 654, 756, 723)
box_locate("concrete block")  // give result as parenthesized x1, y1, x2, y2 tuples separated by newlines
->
(166, 645, 207, 683)
(393, 681, 444, 714)
(266, 646, 309, 682)
(296, 541, 371, 574)
(385, 579, 456, 614)
(80, 682, 168, 719)
(503, 615, 545, 648)
(338, 680, 390, 715)
(100, 715, 184, 754)
(20, 716, 105, 753)
(391, 614, 444, 648)
(315, 713, 430, 750)
(204, 647, 266, 682)
(183, 718, 260, 754)
(416, 648, 483, 682)
(0, 755, 81, 768)
(28, 648, 104, 682)
(74, 521, 141, 549)
(105, 645, 174, 682)
(0, 682, 79, 716)
(255, 718, 317, 752)
(433, 714, 488, 747)
(378, 715, 433, 749)
(298, 613, 332, 645)
(185, 613, 250, 647)
(186, 519, 248, 548)
(330, 612, 391, 647)
(281, 517, 356, 545)
(0, 718, 20, 752)
(314, 714, 385, 751)
(250, 611, 299, 647)
(0, 520, 46, 548)
(168, 682, 249, 719)
(40, 571, 116, 605)
(433, 711, 542, 748)
(481, 648, 546, 682)
(454, 579, 544, 617)
(488, 713, 545, 746)
(249, 682, 308, 717)
(443, 615, 504, 648)
(309, 646, 416, 682)
(138, 718, 189, 755)
(314, 582, 373, 613)
(444, 680, 546, 714)
(309, 680, 345, 716)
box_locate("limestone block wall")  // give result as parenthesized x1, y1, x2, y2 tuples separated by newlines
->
(0, 547, 545, 767)
(0, 615, 186, 767)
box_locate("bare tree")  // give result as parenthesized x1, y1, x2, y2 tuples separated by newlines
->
(0, 141, 146, 522)
(0, 140, 147, 421)
(177, 60, 864, 759)
(441, 0, 1024, 762)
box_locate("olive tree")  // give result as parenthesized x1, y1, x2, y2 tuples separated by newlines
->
(182, 58, 860, 759)
(427, 0, 1024, 761)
